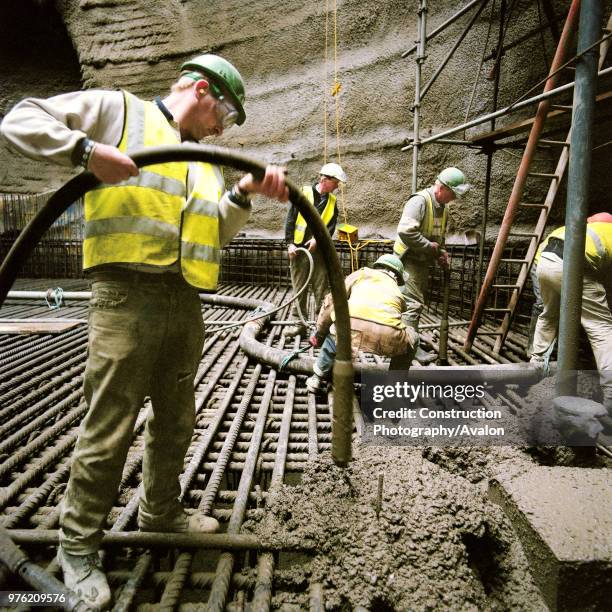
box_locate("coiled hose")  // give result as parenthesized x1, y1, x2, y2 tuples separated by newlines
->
(0, 144, 355, 466)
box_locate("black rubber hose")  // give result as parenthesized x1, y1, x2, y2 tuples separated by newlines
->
(0, 144, 354, 466)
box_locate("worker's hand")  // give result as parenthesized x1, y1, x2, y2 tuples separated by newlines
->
(306, 238, 317, 252)
(309, 330, 326, 348)
(287, 244, 298, 260)
(438, 249, 450, 269)
(88, 143, 139, 184)
(238, 165, 289, 202)
(430, 241, 440, 255)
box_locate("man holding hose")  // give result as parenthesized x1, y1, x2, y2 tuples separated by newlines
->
(1, 53, 287, 608)
(283, 163, 347, 338)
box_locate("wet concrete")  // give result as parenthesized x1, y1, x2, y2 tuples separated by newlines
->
(244, 444, 548, 610)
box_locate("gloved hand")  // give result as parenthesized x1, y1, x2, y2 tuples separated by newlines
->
(309, 330, 326, 348)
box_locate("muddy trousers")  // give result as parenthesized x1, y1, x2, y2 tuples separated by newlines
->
(290, 248, 328, 323)
(313, 318, 418, 379)
(59, 271, 204, 554)
(399, 258, 430, 329)
(531, 254, 612, 403)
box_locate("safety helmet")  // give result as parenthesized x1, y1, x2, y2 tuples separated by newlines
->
(373, 254, 405, 283)
(319, 162, 347, 184)
(437, 167, 470, 197)
(181, 54, 246, 125)
(587, 212, 612, 223)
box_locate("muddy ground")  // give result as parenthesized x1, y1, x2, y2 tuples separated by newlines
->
(243, 369, 611, 611)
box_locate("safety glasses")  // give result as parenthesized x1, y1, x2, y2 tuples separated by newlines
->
(210, 83, 239, 129)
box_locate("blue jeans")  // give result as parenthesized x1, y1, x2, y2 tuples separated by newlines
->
(314, 335, 337, 379)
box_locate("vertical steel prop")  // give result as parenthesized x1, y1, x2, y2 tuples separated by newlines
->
(437, 265, 451, 365)
(0, 145, 354, 466)
(411, 0, 428, 192)
(557, 0, 601, 396)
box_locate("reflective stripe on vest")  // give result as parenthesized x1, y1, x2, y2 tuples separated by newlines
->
(83, 91, 224, 289)
(293, 186, 336, 244)
(393, 189, 447, 258)
(180, 162, 223, 288)
(347, 269, 405, 329)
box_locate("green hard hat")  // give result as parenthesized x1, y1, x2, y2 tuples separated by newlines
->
(181, 54, 246, 125)
(373, 254, 405, 283)
(437, 167, 471, 197)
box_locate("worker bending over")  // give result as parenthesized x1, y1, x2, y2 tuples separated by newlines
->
(306, 255, 418, 393)
(284, 163, 347, 338)
(528, 212, 612, 352)
(393, 167, 470, 320)
(529, 219, 612, 433)
(1, 54, 288, 609)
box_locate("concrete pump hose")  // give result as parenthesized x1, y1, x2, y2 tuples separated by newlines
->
(206, 246, 314, 334)
(0, 144, 354, 466)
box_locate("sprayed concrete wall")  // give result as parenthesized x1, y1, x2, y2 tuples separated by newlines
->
(1, 0, 611, 240)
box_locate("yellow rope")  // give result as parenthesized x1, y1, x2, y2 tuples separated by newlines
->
(332, 0, 348, 230)
(322, 0, 355, 270)
(323, 0, 329, 164)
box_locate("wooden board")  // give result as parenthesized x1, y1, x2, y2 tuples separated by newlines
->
(469, 90, 612, 144)
(0, 318, 86, 334)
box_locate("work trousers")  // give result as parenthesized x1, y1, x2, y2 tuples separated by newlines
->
(59, 270, 204, 554)
(531, 255, 612, 402)
(400, 258, 430, 317)
(290, 247, 328, 322)
(314, 318, 418, 378)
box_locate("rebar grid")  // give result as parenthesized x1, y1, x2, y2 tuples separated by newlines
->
(0, 280, 528, 608)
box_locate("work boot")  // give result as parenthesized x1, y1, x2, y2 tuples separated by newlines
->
(138, 504, 219, 534)
(57, 547, 111, 610)
(282, 324, 307, 338)
(529, 355, 547, 377)
(415, 346, 436, 365)
(306, 373, 326, 394)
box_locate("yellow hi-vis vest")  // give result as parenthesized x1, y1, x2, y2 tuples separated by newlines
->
(393, 189, 448, 259)
(534, 226, 564, 265)
(293, 186, 336, 244)
(537, 223, 612, 271)
(345, 268, 405, 329)
(83, 91, 224, 290)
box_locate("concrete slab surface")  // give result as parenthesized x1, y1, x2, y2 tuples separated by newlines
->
(490, 466, 612, 611)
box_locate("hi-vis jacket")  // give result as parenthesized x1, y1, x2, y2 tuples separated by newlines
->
(292, 186, 337, 244)
(536, 222, 612, 272)
(394, 189, 447, 260)
(84, 91, 224, 290)
(317, 267, 407, 332)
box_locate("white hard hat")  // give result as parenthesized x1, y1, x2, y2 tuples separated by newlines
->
(319, 162, 347, 184)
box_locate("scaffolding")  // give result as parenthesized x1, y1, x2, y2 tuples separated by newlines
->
(401, 0, 611, 363)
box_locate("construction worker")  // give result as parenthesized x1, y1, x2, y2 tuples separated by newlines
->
(1, 54, 288, 609)
(528, 212, 612, 352)
(283, 162, 347, 338)
(393, 167, 471, 318)
(306, 255, 418, 392)
(529, 219, 612, 432)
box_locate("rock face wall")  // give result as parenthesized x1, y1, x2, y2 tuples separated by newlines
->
(1, 0, 611, 239)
